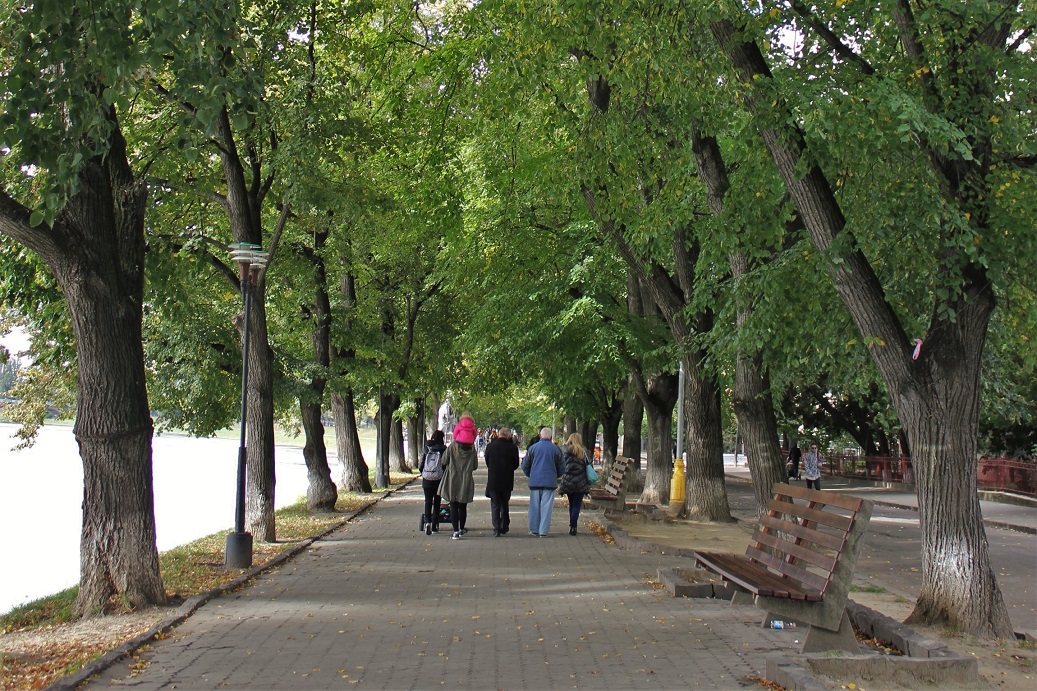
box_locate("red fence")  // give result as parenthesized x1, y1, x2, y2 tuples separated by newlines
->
(822, 454, 1036, 497)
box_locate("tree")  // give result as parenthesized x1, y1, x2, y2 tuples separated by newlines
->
(707, 1, 1036, 637)
(0, 2, 167, 615)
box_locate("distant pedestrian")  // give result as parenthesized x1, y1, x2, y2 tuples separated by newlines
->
(557, 433, 593, 536)
(419, 430, 448, 534)
(484, 427, 521, 536)
(439, 426, 478, 539)
(787, 441, 802, 480)
(521, 427, 565, 537)
(803, 443, 824, 490)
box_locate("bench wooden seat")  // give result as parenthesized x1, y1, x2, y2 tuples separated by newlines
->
(587, 456, 633, 511)
(694, 482, 873, 653)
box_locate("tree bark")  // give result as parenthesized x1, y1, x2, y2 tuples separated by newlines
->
(680, 352, 733, 521)
(732, 352, 786, 513)
(298, 227, 336, 512)
(0, 124, 167, 615)
(389, 415, 409, 472)
(639, 371, 678, 505)
(406, 398, 425, 467)
(215, 106, 278, 543)
(622, 373, 644, 462)
(331, 390, 371, 493)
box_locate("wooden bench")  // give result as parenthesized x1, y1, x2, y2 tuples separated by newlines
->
(587, 456, 633, 511)
(693, 482, 873, 653)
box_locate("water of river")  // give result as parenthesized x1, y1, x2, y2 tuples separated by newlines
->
(0, 423, 317, 615)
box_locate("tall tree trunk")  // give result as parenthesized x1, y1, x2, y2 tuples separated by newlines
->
(299, 227, 336, 512)
(690, 128, 783, 513)
(389, 416, 409, 472)
(640, 371, 678, 505)
(682, 352, 733, 521)
(622, 373, 644, 463)
(406, 398, 425, 467)
(899, 331, 1011, 636)
(579, 419, 598, 451)
(331, 390, 371, 493)
(562, 415, 577, 440)
(599, 395, 623, 466)
(0, 132, 167, 615)
(300, 396, 336, 511)
(732, 352, 785, 513)
(241, 289, 276, 541)
(72, 158, 165, 615)
(215, 107, 279, 543)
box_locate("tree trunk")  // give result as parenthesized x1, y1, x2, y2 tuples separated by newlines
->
(406, 398, 425, 467)
(622, 373, 644, 462)
(70, 167, 166, 615)
(241, 288, 276, 541)
(681, 353, 733, 521)
(600, 402, 622, 466)
(0, 135, 168, 615)
(298, 227, 336, 512)
(900, 341, 1013, 638)
(579, 419, 598, 449)
(640, 371, 678, 505)
(733, 352, 785, 513)
(331, 390, 371, 493)
(300, 396, 336, 512)
(389, 415, 409, 472)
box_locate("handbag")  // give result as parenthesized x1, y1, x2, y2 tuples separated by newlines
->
(586, 462, 599, 483)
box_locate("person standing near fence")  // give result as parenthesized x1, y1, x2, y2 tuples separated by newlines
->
(803, 442, 824, 490)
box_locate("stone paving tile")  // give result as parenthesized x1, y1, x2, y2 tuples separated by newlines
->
(85, 479, 801, 689)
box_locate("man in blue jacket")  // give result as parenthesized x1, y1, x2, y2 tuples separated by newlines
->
(521, 427, 565, 537)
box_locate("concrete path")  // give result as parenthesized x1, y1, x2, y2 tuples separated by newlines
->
(85, 475, 802, 690)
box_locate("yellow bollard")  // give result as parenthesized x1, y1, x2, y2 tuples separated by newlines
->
(669, 456, 686, 515)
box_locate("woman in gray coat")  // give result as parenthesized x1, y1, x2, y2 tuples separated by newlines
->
(438, 439, 478, 539)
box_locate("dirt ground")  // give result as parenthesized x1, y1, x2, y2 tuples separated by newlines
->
(609, 513, 1036, 690)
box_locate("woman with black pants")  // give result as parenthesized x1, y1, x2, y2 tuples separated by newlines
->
(557, 433, 593, 535)
(419, 430, 447, 534)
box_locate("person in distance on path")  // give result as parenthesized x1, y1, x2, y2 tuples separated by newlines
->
(521, 427, 565, 537)
(440, 412, 479, 539)
(557, 433, 593, 536)
(802, 442, 824, 490)
(484, 427, 520, 536)
(418, 430, 447, 534)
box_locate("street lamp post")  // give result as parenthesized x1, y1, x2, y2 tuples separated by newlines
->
(225, 242, 268, 569)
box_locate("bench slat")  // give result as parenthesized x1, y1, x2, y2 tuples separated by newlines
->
(695, 551, 821, 601)
(751, 529, 839, 573)
(745, 546, 832, 594)
(772, 482, 865, 512)
(765, 497, 854, 532)
(757, 514, 846, 551)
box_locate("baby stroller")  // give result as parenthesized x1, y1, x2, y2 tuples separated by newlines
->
(419, 506, 451, 534)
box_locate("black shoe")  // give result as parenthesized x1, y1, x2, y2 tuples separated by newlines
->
(493, 529, 501, 537)
(425, 522, 432, 535)
(569, 526, 577, 535)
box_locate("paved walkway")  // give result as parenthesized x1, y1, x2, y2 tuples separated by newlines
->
(85, 474, 802, 689)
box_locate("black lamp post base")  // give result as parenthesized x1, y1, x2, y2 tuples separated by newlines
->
(225, 531, 253, 569)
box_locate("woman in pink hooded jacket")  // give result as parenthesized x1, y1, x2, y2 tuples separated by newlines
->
(440, 412, 478, 538)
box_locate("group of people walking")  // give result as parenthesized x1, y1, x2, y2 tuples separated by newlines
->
(418, 414, 597, 540)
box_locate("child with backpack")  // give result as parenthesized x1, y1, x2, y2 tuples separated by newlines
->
(419, 430, 447, 534)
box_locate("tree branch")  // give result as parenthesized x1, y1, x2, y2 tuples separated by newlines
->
(789, 0, 876, 75)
